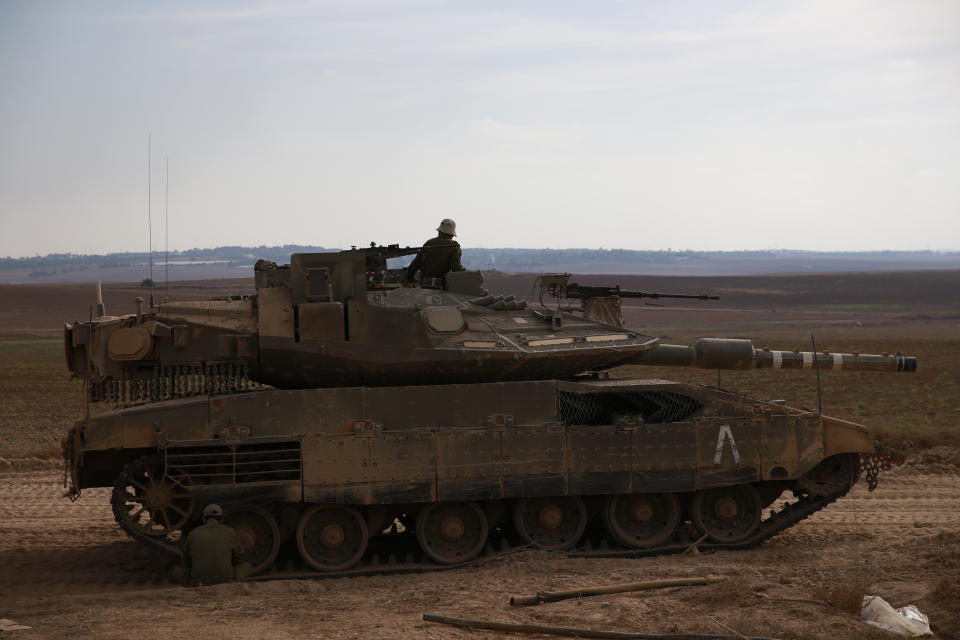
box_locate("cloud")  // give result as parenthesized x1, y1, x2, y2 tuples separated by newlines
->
(464, 117, 584, 149)
(2, 0, 958, 255)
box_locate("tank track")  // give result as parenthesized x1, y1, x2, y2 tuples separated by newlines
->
(111, 481, 855, 582)
(569, 483, 852, 559)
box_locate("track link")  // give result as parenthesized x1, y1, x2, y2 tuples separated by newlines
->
(111, 481, 856, 582)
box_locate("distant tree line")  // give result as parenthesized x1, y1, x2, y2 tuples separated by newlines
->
(4, 246, 958, 276)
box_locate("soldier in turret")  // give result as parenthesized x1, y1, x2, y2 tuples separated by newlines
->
(404, 218, 465, 288)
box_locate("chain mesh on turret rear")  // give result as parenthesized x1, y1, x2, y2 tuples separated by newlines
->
(88, 362, 265, 405)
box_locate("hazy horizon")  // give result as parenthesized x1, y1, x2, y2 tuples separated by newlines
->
(5, 244, 960, 261)
(2, 1, 958, 258)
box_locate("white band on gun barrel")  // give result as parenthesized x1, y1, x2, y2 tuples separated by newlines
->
(772, 351, 782, 369)
(833, 353, 843, 370)
(802, 352, 813, 369)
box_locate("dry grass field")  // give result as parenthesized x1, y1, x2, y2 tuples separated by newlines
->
(0, 271, 958, 639)
(0, 340, 85, 459)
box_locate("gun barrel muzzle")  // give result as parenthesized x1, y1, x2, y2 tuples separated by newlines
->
(633, 338, 917, 373)
(752, 349, 917, 372)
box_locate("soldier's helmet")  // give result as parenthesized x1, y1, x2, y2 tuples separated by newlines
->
(202, 504, 224, 520)
(437, 219, 457, 236)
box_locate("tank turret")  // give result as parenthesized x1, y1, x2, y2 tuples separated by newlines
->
(64, 246, 916, 404)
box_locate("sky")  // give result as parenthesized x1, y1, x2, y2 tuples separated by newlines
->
(1, 1, 958, 258)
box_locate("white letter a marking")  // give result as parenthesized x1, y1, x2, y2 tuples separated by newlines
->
(714, 424, 741, 465)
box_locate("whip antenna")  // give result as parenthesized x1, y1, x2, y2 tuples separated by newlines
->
(147, 132, 154, 308)
(810, 333, 823, 414)
(165, 156, 169, 301)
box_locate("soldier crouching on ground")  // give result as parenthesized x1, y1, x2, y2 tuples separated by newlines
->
(181, 504, 247, 586)
(404, 218, 466, 288)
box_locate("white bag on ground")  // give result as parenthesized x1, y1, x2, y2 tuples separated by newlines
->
(860, 595, 932, 637)
(0, 619, 32, 631)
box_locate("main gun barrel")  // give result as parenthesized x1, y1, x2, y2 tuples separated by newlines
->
(631, 338, 917, 373)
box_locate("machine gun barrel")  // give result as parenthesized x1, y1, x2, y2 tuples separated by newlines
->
(352, 243, 423, 260)
(631, 338, 917, 373)
(566, 283, 719, 302)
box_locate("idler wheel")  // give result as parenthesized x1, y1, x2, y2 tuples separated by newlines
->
(112, 456, 194, 539)
(296, 505, 369, 572)
(602, 493, 681, 548)
(690, 485, 762, 544)
(223, 504, 281, 576)
(415, 502, 488, 565)
(513, 496, 587, 550)
(797, 453, 859, 497)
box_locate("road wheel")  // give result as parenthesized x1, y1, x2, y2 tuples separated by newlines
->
(296, 505, 369, 572)
(690, 485, 762, 544)
(602, 493, 680, 548)
(415, 502, 488, 565)
(223, 504, 281, 575)
(513, 496, 587, 550)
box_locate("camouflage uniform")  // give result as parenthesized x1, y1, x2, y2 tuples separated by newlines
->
(405, 235, 465, 284)
(182, 521, 241, 586)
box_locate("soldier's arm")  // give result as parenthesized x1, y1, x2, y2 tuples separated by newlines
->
(450, 247, 465, 272)
(405, 252, 423, 283)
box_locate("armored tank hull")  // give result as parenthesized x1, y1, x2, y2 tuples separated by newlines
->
(64, 376, 883, 576)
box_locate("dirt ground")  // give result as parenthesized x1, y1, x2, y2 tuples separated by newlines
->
(0, 272, 958, 638)
(1, 463, 958, 639)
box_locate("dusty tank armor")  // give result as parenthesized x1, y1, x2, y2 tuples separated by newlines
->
(62, 245, 915, 577)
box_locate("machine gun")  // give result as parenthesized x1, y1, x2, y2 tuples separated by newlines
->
(537, 273, 718, 326)
(340, 243, 424, 286)
(565, 283, 719, 303)
(352, 242, 462, 287)
(350, 243, 420, 271)
(537, 273, 718, 303)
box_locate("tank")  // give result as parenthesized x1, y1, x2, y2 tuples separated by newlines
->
(61, 246, 915, 576)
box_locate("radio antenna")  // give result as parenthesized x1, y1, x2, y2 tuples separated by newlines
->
(165, 156, 169, 301)
(810, 332, 823, 414)
(147, 132, 154, 308)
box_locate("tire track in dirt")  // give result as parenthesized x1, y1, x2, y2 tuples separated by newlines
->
(0, 471, 174, 594)
(0, 474, 118, 556)
(764, 469, 960, 552)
